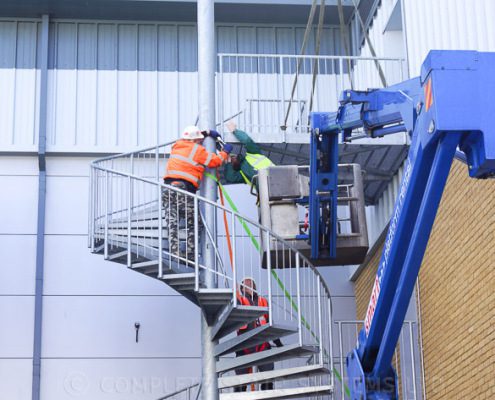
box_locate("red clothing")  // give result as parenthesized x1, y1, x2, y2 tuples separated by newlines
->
(237, 293, 270, 353)
(165, 139, 228, 188)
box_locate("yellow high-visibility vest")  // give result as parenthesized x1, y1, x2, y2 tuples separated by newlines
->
(241, 153, 274, 185)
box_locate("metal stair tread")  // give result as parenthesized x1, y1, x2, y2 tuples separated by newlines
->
(218, 364, 329, 389)
(212, 304, 269, 341)
(215, 323, 298, 357)
(219, 384, 333, 400)
(216, 343, 318, 373)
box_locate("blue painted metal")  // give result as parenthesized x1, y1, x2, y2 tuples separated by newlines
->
(310, 50, 495, 399)
(32, 14, 49, 400)
(309, 112, 339, 259)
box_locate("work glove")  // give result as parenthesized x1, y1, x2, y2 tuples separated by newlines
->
(223, 143, 233, 154)
(207, 129, 221, 139)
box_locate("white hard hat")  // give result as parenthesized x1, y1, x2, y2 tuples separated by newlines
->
(181, 125, 203, 140)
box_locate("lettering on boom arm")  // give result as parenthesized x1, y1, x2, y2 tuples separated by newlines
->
(364, 158, 413, 336)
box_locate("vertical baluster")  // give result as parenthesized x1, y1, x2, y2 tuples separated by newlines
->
(266, 230, 272, 325)
(296, 253, 302, 346)
(317, 276, 323, 365)
(328, 297, 334, 391)
(231, 212, 237, 306)
(338, 321, 344, 400)
(104, 170, 109, 259)
(158, 183, 163, 278)
(194, 196, 199, 291)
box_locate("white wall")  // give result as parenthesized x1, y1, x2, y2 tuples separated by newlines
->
(403, 0, 495, 76)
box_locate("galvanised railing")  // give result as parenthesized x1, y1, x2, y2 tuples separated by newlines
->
(89, 141, 336, 395)
(217, 53, 405, 139)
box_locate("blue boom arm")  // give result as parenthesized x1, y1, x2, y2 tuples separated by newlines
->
(311, 50, 495, 399)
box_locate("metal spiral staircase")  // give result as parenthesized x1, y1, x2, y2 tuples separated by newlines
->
(88, 142, 335, 399)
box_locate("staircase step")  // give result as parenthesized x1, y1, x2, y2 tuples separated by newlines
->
(196, 289, 235, 319)
(216, 344, 318, 373)
(218, 364, 329, 389)
(219, 385, 332, 400)
(212, 304, 269, 341)
(215, 324, 298, 357)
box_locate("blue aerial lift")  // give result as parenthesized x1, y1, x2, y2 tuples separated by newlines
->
(308, 50, 495, 399)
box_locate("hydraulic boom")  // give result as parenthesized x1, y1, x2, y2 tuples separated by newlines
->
(310, 50, 495, 399)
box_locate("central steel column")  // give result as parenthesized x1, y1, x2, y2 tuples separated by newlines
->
(197, 1, 219, 399)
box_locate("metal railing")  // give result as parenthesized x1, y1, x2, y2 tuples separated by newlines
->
(89, 141, 336, 396)
(156, 382, 201, 400)
(334, 320, 424, 400)
(217, 53, 405, 138)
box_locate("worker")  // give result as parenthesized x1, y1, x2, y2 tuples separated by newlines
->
(223, 121, 274, 188)
(163, 125, 233, 261)
(234, 277, 283, 392)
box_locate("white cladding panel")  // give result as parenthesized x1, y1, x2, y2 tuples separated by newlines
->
(0, 296, 35, 357)
(0, 235, 37, 295)
(404, 0, 495, 75)
(0, 175, 39, 234)
(41, 296, 200, 358)
(41, 359, 201, 400)
(43, 235, 175, 296)
(0, 360, 33, 400)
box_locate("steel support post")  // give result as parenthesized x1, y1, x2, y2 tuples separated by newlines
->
(197, 1, 219, 399)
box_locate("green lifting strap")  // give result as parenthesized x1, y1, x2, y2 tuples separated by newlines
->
(205, 172, 351, 397)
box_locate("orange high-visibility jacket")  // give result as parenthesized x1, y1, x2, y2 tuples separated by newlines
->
(237, 293, 270, 353)
(165, 140, 228, 188)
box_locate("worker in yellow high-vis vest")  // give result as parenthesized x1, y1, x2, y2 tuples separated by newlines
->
(223, 121, 274, 186)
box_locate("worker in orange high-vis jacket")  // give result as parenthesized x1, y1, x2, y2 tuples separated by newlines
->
(163, 125, 233, 261)
(234, 277, 283, 392)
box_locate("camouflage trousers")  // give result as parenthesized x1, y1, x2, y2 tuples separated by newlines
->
(162, 184, 201, 258)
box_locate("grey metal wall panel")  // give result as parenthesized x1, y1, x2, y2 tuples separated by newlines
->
(177, 25, 197, 72)
(77, 23, 98, 70)
(0, 360, 32, 400)
(0, 296, 35, 357)
(118, 24, 138, 70)
(41, 296, 201, 358)
(157, 25, 178, 71)
(1, 20, 346, 152)
(41, 358, 201, 400)
(0, 235, 36, 295)
(43, 235, 176, 296)
(97, 23, 118, 70)
(0, 21, 17, 68)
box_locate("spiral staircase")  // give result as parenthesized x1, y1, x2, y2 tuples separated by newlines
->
(88, 142, 335, 399)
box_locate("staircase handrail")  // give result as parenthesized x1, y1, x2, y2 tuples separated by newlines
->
(89, 141, 336, 391)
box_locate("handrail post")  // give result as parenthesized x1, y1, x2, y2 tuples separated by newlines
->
(88, 166, 93, 249)
(194, 196, 200, 291)
(296, 254, 302, 346)
(409, 322, 418, 400)
(328, 297, 334, 390)
(157, 183, 163, 278)
(127, 175, 132, 267)
(104, 170, 109, 259)
(266, 230, 273, 325)
(231, 212, 237, 306)
(338, 321, 344, 400)
(339, 58, 344, 93)
(317, 276, 323, 365)
(218, 55, 224, 133)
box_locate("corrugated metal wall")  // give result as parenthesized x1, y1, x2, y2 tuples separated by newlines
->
(354, 0, 495, 248)
(404, 0, 495, 76)
(0, 19, 342, 153)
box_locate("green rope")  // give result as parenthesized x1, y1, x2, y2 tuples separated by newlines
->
(205, 174, 351, 397)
